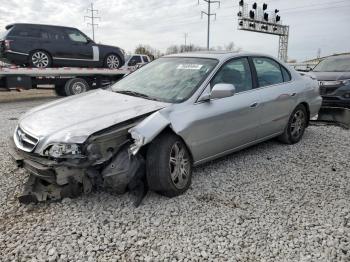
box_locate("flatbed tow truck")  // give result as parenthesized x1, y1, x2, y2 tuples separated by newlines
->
(0, 66, 133, 96)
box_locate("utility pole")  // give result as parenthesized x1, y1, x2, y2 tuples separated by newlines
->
(84, 3, 100, 41)
(184, 33, 188, 51)
(198, 0, 220, 50)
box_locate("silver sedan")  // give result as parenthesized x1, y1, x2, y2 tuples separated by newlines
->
(11, 51, 322, 204)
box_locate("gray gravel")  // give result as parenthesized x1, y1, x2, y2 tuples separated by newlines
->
(0, 97, 350, 262)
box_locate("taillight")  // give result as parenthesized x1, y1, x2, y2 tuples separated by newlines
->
(4, 40, 11, 50)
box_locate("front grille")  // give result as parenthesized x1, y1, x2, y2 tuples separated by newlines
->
(319, 85, 340, 95)
(14, 126, 39, 152)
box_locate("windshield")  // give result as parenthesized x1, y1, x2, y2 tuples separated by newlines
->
(313, 56, 350, 72)
(112, 57, 218, 103)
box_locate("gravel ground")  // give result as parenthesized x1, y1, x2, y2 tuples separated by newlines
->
(0, 95, 349, 262)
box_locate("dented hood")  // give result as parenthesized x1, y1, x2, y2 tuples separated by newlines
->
(19, 89, 168, 152)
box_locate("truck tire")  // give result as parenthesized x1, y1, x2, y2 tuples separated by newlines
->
(64, 78, 90, 96)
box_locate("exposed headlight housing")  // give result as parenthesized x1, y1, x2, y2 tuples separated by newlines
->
(129, 131, 145, 155)
(45, 143, 82, 158)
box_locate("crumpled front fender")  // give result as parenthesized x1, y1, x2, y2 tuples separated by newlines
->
(128, 111, 171, 154)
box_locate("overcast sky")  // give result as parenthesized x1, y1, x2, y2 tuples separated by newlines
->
(0, 0, 349, 61)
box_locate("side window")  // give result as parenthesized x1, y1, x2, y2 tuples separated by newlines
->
(253, 57, 284, 87)
(128, 56, 142, 66)
(11, 27, 41, 38)
(142, 56, 149, 63)
(64, 29, 88, 43)
(211, 58, 253, 93)
(281, 66, 291, 82)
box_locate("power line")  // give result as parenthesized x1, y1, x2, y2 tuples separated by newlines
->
(198, 0, 221, 50)
(84, 3, 100, 41)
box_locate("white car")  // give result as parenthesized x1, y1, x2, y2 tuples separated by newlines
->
(123, 54, 151, 70)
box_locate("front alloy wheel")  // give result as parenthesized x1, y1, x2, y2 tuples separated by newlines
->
(147, 133, 192, 197)
(169, 142, 191, 190)
(105, 54, 121, 69)
(30, 51, 51, 68)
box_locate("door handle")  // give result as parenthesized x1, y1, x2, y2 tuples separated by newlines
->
(250, 102, 259, 108)
(291, 92, 297, 97)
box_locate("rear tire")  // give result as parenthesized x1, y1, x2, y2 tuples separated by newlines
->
(29, 50, 52, 68)
(146, 132, 192, 198)
(64, 78, 90, 96)
(278, 104, 308, 144)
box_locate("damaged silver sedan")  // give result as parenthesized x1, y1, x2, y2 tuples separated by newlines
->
(10, 52, 322, 205)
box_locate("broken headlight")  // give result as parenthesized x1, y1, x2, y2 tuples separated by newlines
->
(45, 143, 83, 158)
(129, 131, 145, 155)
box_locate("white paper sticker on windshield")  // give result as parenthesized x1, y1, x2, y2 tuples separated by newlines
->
(177, 64, 203, 70)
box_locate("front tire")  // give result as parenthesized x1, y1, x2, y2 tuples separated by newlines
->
(29, 50, 52, 68)
(278, 104, 308, 144)
(146, 133, 192, 198)
(104, 54, 122, 69)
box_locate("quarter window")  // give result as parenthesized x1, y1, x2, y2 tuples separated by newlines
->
(253, 57, 284, 87)
(281, 66, 291, 82)
(211, 58, 253, 93)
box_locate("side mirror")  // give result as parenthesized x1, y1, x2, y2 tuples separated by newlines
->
(199, 83, 235, 102)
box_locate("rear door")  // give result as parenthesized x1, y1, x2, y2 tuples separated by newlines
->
(250, 57, 296, 138)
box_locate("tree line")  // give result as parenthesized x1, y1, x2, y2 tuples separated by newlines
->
(134, 42, 241, 60)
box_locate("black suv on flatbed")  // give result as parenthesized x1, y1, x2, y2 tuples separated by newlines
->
(0, 23, 125, 68)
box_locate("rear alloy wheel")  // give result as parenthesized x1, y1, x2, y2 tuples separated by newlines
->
(278, 104, 308, 144)
(105, 54, 121, 69)
(30, 51, 52, 68)
(64, 78, 90, 96)
(147, 133, 192, 197)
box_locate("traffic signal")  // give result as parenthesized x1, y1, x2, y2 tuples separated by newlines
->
(264, 13, 269, 21)
(263, 3, 267, 10)
(249, 22, 256, 28)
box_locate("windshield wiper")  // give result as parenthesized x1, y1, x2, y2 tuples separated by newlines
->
(116, 90, 160, 101)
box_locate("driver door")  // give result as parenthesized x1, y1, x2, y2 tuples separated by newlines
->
(59, 28, 95, 64)
(179, 57, 262, 163)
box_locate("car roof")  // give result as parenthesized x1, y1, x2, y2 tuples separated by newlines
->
(165, 51, 278, 62)
(5, 23, 77, 31)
